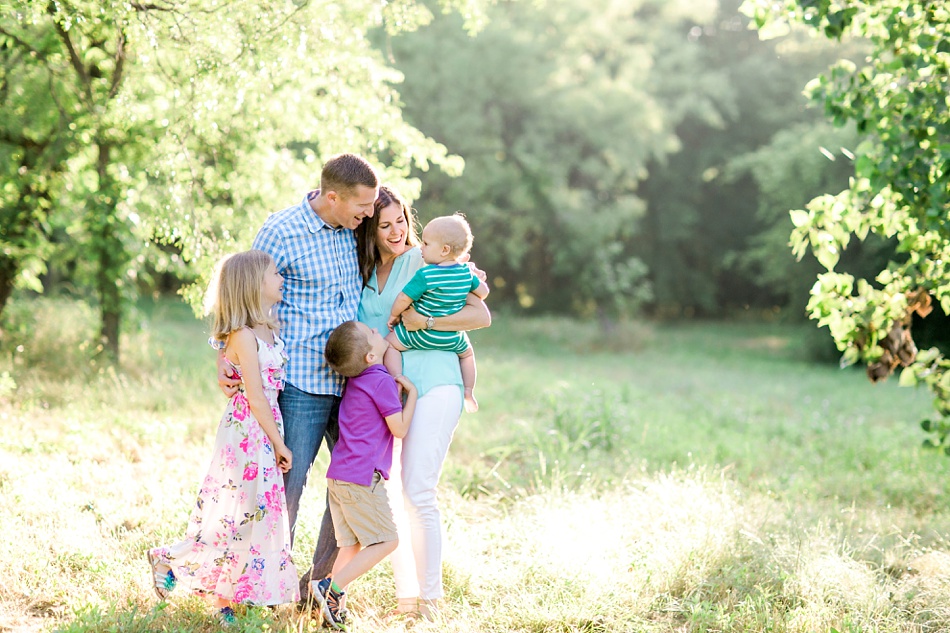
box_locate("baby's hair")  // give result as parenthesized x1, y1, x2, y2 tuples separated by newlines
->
(325, 321, 372, 377)
(206, 249, 278, 343)
(426, 213, 474, 259)
(321, 153, 378, 199)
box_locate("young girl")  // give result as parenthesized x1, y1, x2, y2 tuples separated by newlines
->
(147, 249, 299, 622)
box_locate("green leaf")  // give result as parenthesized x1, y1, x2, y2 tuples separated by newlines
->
(899, 367, 917, 387)
(789, 209, 810, 228)
(839, 346, 860, 369)
(815, 244, 840, 270)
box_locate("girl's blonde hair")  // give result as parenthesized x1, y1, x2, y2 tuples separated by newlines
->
(205, 249, 278, 343)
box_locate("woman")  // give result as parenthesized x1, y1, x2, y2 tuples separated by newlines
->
(355, 186, 490, 617)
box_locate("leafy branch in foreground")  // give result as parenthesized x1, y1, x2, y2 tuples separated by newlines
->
(741, 0, 950, 449)
(1, 0, 477, 360)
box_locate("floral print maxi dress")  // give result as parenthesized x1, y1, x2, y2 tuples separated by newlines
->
(150, 334, 300, 605)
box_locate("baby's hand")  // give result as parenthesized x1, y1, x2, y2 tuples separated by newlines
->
(459, 253, 487, 283)
(387, 313, 401, 330)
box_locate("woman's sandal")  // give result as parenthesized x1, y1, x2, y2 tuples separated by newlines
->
(146, 551, 177, 600)
(386, 597, 421, 619)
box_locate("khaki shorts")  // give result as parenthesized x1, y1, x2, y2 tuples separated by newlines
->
(327, 472, 398, 548)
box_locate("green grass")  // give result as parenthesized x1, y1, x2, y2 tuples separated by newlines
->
(2, 297, 950, 632)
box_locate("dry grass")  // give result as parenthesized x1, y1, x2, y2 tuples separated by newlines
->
(2, 298, 950, 632)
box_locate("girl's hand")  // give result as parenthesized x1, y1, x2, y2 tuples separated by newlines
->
(274, 443, 293, 474)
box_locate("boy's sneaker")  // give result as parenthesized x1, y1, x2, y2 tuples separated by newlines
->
(311, 577, 348, 631)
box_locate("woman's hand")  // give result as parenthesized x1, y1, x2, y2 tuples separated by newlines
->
(401, 307, 425, 332)
(403, 294, 491, 333)
(217, 353, 242, 397)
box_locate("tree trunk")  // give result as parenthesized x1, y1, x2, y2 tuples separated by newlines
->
(97, 259, 121, 361)
(98, 287, 121, 360)
(94, 142, 121, 362)
(0, 255, 19, 319)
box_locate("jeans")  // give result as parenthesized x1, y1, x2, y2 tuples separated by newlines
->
(388, 385, 462, 601)
(278, 382, 340, 594)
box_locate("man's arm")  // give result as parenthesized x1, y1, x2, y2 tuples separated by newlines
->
(401, 293, 491, 332)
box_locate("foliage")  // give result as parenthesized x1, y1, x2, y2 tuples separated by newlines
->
(0, 295, 99, 377)
(742, 0, 950, 449)
(0, 0, 475, 358)
(389, 0, 732, 318)
(0, 5, 74, 314)
(634, 0, 861, 317)
(726, 120, 894, 313)
(390, 0, 875, 320)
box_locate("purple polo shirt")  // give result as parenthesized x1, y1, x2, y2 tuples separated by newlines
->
(326, 364, 403, 486)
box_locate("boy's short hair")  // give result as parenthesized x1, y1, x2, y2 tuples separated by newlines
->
(325, 321, 372, 377)
(426, 213, 474, 258)
(321, 154, 379, 199)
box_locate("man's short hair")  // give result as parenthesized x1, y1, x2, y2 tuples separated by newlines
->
(325, 321, 372, 377)
(321, 154, 379, 199)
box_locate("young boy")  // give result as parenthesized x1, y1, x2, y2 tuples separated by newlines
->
(317, 320, 417, 630)
(385, 213, 489, 413)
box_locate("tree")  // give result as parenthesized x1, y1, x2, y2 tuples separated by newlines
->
(1, 0, 473, 360)
(634, 0, 860, 318)
(389, 0, 732, 319)
(742, 0, 950, 447)
(0, 7, 76, 316)
(726, 121, 891, 314)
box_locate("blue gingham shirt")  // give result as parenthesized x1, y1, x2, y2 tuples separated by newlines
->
(252, 192, 360, 396)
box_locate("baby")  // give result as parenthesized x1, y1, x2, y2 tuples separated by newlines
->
(385, 213, 489, 412)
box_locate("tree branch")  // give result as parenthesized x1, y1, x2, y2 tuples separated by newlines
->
(0, 25, 46, 59)
(52, 20, 93, 105)
(0, 128, 50, 152)
(108, 30, 127, 99)
(129, 1, 185, 11)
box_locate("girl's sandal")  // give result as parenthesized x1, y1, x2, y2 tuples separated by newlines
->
(219, 606, 237, 626)
(146, 551, 177, 600)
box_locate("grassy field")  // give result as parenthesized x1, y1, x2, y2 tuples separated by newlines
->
(2, 297, 950, 632)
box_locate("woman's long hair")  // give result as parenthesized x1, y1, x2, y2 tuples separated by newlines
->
(355, 185, 420, 287)
(205, 249, 278, 343)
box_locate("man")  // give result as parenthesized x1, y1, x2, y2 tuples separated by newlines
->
(221, 153, 379, 593)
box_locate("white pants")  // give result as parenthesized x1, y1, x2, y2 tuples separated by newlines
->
(387, 385, 462, 601)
